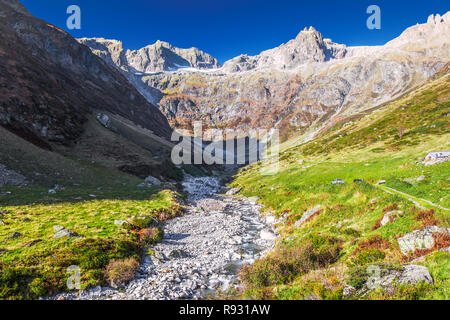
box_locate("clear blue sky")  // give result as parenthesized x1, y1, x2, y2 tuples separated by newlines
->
(20, 0, 449, 63)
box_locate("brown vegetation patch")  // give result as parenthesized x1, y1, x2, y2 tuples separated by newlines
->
(382, 203, 398, 213)
(353, 236, 390, 255)
(105, 257, 140, 288)
(415, 209, 440, 228)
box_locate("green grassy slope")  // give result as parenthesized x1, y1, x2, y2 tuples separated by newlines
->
(230, 70, 450, 300)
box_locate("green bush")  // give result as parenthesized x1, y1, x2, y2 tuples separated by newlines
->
(350, 248, 386, 266)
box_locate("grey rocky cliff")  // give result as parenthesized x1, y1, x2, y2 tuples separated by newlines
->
(78, 38, 220, 73)
(80, 13, 450, 141)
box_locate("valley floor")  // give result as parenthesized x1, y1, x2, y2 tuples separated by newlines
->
(50, 174, 276, 300)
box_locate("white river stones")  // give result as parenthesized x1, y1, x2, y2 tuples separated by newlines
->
(54, 174, 276, 300)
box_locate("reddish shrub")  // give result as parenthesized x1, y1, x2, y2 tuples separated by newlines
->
(415, 209, 439, 227)
(382, 203, 398, 213)
(137, 227, 162, 244)
(105, 258, 139, 288)
(353, 236, 390, 255)
(158, 211, 171, 221)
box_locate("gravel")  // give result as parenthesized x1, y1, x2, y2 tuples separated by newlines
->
(54, 174, 276, 300)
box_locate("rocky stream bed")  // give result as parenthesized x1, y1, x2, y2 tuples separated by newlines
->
(53, 173, 277, 300)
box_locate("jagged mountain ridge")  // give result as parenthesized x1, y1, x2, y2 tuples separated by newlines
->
(222, 26, 347, 73)
(78, 38, 221, 73)
(80, 12, 449, 141)
(0, 0, 172, 149)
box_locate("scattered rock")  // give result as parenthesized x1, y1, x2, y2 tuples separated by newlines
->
(226, 187, 241, 195)
(294, 205, 323, 228)
(48, 175, 275, 301)
(380, 210, 403, 226)
(197, 199, 227, 211)
(0, 164, 27, 187)
(247, 196, 259, 204)
(365, 264, 433, 292)
(53, 225, 65, 232)
(54, 229, 79, 239)
(260, 230, 277, 241)
(48, 189, 56, 194)
(11, 232, 22, 238)
(114, 220, 131, 227)
(343, 285, 356, 298)
(397, 226, 450, 255)
(168, 249, 189, 259)
(153, 251, 167, 261)
(144, 176, 161, 186)
(96, 113, 111, 128)
(24, 239, 42, 247)
(405, 175, 426, 183)
(264, 215, 277, 225)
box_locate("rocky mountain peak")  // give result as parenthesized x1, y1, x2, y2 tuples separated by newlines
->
(223, 26, 346, 73)
(385, 11, 449, 49)
(427, 12, 449, 24)
(80, 38, 221, 73)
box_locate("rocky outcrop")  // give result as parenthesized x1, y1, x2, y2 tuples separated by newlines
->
(78, 38, 220, 73)
(223, 26, 347, 73)
(380, 210, 403, 226)
(0, 163, 27, 187)
(294, 205, 323, 228)
(0, 0, 172, 148)
(364, 264, 433, 292)
(397, 226, 450, 255)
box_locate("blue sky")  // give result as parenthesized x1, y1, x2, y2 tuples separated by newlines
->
(20, 0, 449, 63)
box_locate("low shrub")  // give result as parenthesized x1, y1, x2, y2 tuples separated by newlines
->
(353, 236, 390, 254)
(138, 227, 163, 245)
(105, 258, 140, 288)
(415, 209, 439, 227)
(382, 203, 398, 213)
(350, 248, 386, 266)
(239, 235, 341, 289)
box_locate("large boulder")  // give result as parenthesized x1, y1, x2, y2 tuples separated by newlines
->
(380, 210, 403, 226)
(397, 226, 450, 255)
(0, 164, 27, 187)
(96, 113, 111, 128)
(226, 187, 241, 195)
(144, 176, 161, 186)
(365, 264, 433, 292)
